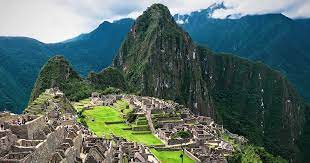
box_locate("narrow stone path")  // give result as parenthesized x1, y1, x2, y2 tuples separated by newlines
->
(146, 109, 156, 134)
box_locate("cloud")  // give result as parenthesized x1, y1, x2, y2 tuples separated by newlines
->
(212, 0, 310, 19)
(0, 0, 309, 43)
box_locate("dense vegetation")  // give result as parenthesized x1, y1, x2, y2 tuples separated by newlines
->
(176, 9, 310, 101)
(197, 47, 305, 161)
(88, 67, 127, 91)
(228, 145, 287, 163)
(0, 37, 53, 113)
(29, 55, 93, 103)
(0, 19, 133, 113)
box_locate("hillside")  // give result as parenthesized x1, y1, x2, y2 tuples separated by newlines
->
(200, 48, 305, 161)
(0, 37, 53, 113)
(113, 4, 305, 162)
(113, 4, 214, 116)
(0, 19, 133, 113)
(29, 55, 92, 103)
(176, 9, 310, 101)
(49, 18, 134, 76)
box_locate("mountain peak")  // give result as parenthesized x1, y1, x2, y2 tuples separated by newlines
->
(29, 55, 81, 102)
(174, 2, 227, 24)
(144, 3, 171, 18)
(135, 3, 175, 29)
(113, 3, 214, 116)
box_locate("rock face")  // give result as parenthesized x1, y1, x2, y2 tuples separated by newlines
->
(113, 4, 305, 161)
(113, 4, 215, 116)
(199, 47, 305, 161)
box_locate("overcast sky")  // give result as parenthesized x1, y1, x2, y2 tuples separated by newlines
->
(0, 0, 309, 43)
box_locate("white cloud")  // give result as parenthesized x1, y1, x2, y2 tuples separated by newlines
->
(0, 0, 309, 43)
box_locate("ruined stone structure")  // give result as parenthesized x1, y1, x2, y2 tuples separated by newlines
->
(1, 89, 243, 163)
(122, 94, 239, 163)
(0, 112, 82, 163)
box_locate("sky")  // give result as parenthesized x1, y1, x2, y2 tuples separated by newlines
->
(0, 0, 309, 43)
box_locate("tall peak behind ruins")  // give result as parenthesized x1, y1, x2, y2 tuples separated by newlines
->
(113, 3, 305, 161)
(113, 3, 215, 117)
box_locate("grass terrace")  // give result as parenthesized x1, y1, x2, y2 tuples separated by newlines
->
(72, 98, 91, 112)
(112, 99, 133, 117)
(150, 149, 195, 163)
(78, 105, 163, 146)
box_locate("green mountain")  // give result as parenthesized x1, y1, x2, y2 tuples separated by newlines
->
(87, 67, 127, 91)
(113, 4, 305, 162)
(113, 4, 214, 116)
(0, 19, 133, 113)
(49, 18, 133, 76)
(29, 55, 92, 103)
(29, 56, 127, 106)
(175, 9, 310, 101)
(0, 37, 53, 113)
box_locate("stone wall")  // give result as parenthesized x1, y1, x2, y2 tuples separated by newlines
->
(30, 126, 65, 163)
(73, 131, 83, 156)
(9, 124, 28, 139)
(8, 116, 45, 140)
(26, 116, 45, 139)
(64, 146, 75, 163)
(185, 149, 201, 163)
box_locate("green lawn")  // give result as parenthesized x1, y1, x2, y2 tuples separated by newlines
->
(81, 106, 163, 146)
(73, 98, 91, 112)
(113, 99, 133, 116)
(150, 149, 195, 163)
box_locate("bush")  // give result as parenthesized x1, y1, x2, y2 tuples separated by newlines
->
(173, 131, 192, 139)
(127, 111, 138, 123)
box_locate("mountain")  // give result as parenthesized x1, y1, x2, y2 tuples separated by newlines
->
(0, 18, 133, 113)
(0, 37, 53, 113)
(29, 56, 127, 107)
(87, 67, 127, 91)
(175, 8, 310, 101)
(29, 56, 93, 103)
(174, 2, 226, 24)
(113, 4, 214, 116)
(49, 18, 134, 76)
(113, 4, 305, 162)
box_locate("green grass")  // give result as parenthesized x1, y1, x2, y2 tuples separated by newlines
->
(150, 149, 195, 163)
(81, 106, 163, 146)
(73, 98, 91, 112)
(113, 99, 133, 116)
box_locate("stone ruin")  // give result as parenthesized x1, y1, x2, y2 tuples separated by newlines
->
(0, 112, 82, 163)
(0, 90, 245, 163)
(122, 94, 240, 163)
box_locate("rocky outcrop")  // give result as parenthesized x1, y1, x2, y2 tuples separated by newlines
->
(113, 4, 215, 116)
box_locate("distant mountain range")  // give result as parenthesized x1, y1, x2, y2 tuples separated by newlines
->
(174, 4, 310, 102)
(0, 3, 309, 115)
(0, 19, 133, 113)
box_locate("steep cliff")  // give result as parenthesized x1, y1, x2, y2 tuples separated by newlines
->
(113, 4, 214, 116)
(198, 47, 305, 161)
(113, 4, 305, 161)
